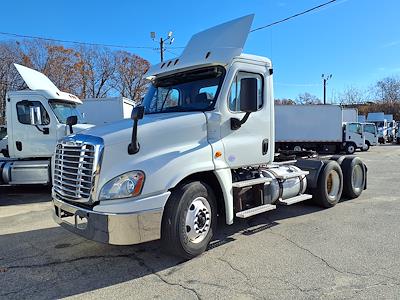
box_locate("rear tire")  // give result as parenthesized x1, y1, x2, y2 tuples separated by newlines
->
(311, 161, 343, 208)
(341, 157, 366, 199)
(161, 181, 217, 259)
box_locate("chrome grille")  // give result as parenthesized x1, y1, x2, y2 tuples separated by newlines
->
(53, 135, 103, 203)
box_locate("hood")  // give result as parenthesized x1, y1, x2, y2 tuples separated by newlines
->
(74, 123, 95, 133)
(79, 112, 205, 146)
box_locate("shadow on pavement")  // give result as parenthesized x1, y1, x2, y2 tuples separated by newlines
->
(0, 185, 51, 205)
(0, 201, 324, 299)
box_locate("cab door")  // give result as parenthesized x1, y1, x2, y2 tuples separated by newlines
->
(10, 95, 57, 158)
(218, 62, 272, 168)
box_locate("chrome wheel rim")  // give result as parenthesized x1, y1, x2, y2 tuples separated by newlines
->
(185, 197, 211, 244)
(326, 170, 340, 200)
(352, 164, 364, 193)
(294, 146, 302, 152)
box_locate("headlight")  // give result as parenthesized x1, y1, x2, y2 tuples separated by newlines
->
(99, 171, 145, 200)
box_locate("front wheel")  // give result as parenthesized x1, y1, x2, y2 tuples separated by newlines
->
(361, 142, 370, 152)
(345, 142, 356, 154)
(161, 181, 217, 259)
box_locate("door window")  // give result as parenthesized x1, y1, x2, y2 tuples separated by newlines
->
(348, 123, 362, 134)
(16, 101, 50, 125)
(228, 72, 263, 112)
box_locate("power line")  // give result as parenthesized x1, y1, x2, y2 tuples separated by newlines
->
(250, 0, 337, 32)
(0, 31, 184, 50)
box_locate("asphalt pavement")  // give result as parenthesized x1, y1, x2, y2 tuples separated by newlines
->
(1, 145, 400, 299)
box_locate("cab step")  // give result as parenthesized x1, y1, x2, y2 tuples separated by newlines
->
(232, 177, 272, 188)
(278, 194, 312, 206)
(235, 204, 276, 218)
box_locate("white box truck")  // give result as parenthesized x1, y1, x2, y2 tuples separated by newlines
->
(342, 108, 358, 122)
(275, 105, 365, 154)
(51, 15, 367, 259)
(79, 97, 135, 126)
(367, 112, 387, 144)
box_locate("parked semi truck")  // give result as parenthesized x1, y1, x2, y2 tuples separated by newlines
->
(275, 105, 365, 154)
(367, 112, 387, 144)
(52, 15, 367, 259)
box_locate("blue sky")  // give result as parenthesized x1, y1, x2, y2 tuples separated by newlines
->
(1, 0, 399, 101)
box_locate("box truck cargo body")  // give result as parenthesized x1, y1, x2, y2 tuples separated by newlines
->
(80, 97, 135, 126)
(275, 105, 365, 154)
(342, 108, 358, 123)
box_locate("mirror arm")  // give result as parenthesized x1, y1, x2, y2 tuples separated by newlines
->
(34, 124, 49, 135)
(231, 112, 251, 130)
(128, 119, 140, 154)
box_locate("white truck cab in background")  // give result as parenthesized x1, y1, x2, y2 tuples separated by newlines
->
(384, 114, 396, 143)
(363, 122, 378, 148)
(51, 15, 367, 259)
(367, 112, 387, 144)
(0, 64, 93, 185)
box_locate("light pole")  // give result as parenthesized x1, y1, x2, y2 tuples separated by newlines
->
(322, 74, 332, 104)
(151, 31, 175, 62)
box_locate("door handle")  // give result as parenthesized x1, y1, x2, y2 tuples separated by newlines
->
(262, 139, 269, 155)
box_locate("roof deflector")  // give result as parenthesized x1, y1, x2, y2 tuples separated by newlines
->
(146, 14, 255, 77)
(14, 63, 60, 92)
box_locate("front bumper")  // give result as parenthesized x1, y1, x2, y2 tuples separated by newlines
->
(53, 195, 168, 245)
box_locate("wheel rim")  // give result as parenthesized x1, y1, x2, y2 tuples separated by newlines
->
(185, 197, 211, 244)
(326, 170, 340, 200)
(294, 146, 302, 151)
(348, 145, 355, 153)
(352, 164, 364, 193)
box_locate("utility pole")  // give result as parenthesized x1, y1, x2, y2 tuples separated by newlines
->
(322, 74, 332, 104)
(151, 31, 175, 62)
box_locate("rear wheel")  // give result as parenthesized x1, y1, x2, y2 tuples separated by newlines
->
(341, 157, 365, 199)
(312, 161, 343, 208)
(161, 181, 217, 259)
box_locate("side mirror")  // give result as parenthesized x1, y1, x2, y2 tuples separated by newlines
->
(128, 106, 145, 155)
(239, 78, 258, 113)
(29, 106, 41, 126)
(66, 115, 78, 134)
(231, 78, 258, 130)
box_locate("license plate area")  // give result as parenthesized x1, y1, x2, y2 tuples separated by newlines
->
(57, 206, 88, 230)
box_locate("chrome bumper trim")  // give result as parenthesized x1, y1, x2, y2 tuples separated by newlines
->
(53, 198, 163, 245)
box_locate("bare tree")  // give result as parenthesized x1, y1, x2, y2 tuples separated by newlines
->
(374, 76, 400, 104)
(337, 86, 367, 105)
(275, 98, 296, 105)
(296, 92, 321, 104)
(113, 51, 150, 102)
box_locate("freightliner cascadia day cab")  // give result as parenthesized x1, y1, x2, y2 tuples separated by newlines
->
(0, 65, 136, 185)
(0, 64, 94, 185)
(52, 15, 367, 259)
(275, 105, 366, 154)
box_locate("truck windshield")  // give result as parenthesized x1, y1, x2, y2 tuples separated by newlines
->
(143, 66, 225, 114)
(49, 100, 84, 124)
(375, 121, 384, 127)
(364, 124, 376, 134)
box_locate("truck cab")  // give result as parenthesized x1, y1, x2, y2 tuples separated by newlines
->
(0, 64, 92, 185)
(363, 122, 378, 149)
(343, 122, 365, 153)
(367, 112, 388, 144)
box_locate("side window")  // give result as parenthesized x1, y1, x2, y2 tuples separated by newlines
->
(348, 123, 361, 134)
(16, 101, 50, 125)
(228, 71, 263, 112)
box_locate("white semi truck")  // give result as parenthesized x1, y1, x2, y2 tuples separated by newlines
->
(52, 15, 367, 259)
(275, 105, 365, 154)
(367, 112, 387, 144)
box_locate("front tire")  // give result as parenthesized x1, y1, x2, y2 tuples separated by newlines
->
(345, 142, 356, 154)
(161, 181, 217, 259)
(362, 142, 370, 152)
